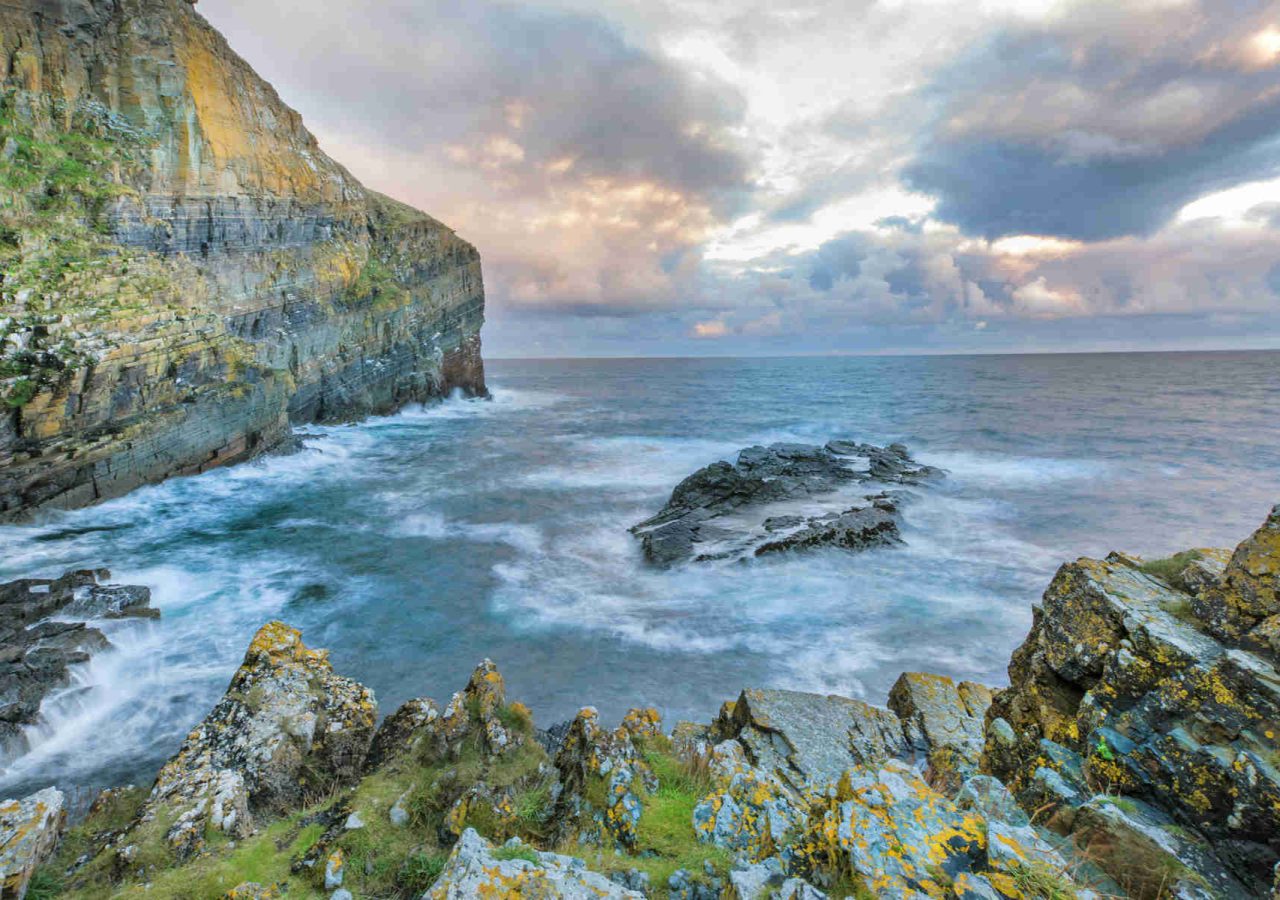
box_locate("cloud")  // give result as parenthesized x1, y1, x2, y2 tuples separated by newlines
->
(902, 1, 1280, 240)
(200, 0, 1280, 355)
(202, 0, 752, 318)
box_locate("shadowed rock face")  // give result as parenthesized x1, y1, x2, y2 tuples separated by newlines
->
(0, 569, 155, 763)
(631, 440, 942, 567)
(0, 0, 486, 519)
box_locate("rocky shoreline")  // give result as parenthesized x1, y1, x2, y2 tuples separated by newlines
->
(0, 570, 156, 764)
(1, 504, 1275, 898)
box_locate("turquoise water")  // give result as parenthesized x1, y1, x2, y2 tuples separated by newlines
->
(1, 351, 1277, 800)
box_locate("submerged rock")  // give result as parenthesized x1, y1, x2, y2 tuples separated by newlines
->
(0, 569, 155, 761)
(631, 439, 941, 566)
(0, 786, 64, 899)
(424, 828, 643, 899)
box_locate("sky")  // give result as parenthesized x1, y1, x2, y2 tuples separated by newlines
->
(202, 0, 1280, 357)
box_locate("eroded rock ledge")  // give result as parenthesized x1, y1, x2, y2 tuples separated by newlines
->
(631, 440, 942, 567)
(5, 504, 1280, 899)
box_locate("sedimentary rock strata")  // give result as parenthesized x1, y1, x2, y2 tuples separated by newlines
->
(0, 0, 486, 519)
(631, 440, 942, 566)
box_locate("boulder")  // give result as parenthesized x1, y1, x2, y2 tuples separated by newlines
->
(728, 858, 826, 899)
(798, 760, 1076, 899)
(630, 440, 941, 566)
(1193, 504, 1280, 648)
(122, 622, 377, 861)
(0, 786, 64, 900)
(422, 828, 643, 899)
(888, 672, 993, 787)
(693, 740, 806, 862)
(983, 504, 1280, 894)
(713, 688, 910, 792)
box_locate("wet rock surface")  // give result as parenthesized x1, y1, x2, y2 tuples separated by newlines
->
(631, 440, 941, 566)
(0, 569, 155, 762)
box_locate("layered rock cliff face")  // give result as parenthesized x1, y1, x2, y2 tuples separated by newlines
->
(0, 0, 486, 519)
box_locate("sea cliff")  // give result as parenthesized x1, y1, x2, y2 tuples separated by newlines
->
(0, 0, 486, 519)
(3, 504, 1277, 898)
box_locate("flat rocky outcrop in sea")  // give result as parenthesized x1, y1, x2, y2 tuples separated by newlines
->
(0, 569, 155, 763)
(631, 440, 942, 566)
(6, 503, 1280, 898)
(0, 0, 486, 520)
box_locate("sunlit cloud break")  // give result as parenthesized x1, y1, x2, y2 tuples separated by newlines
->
(202, 0, 1280, 357)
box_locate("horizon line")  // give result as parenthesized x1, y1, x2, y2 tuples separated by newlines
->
(485, 345, 1280, 362)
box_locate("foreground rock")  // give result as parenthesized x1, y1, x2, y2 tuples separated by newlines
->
(0, 786, 64, 899)
(427, 828, 643, 899)
(0, 569, 155, 761)
(116, 621, 376, 866)
(631, 440, 942, 566)
(29, 503, 1280, 898)
(984, 503, 1280, 896)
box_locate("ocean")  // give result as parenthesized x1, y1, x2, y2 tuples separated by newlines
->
(1, 350, 1277, 802)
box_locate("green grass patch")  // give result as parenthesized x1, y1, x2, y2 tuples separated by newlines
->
(1004, 859, 1085, 900)
(1139, 550, 1203, 585)
(492, 843, 540, 864)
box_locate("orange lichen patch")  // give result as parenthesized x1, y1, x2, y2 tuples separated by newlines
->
(175, 18, 336, 202)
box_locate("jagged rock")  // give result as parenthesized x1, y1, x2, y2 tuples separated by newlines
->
(0, 786, 64, 900)
(713, 688, 910, 792)
(693, 740, 806, 862)
(630, 440, 941, 566)
(553, 707, 657, 849)
(122, 622, 376, 861)
(433, 659, 524, 760)
(0, 569, 154, 761)
(423, 828, 643, 899)
(888, 672, 993, 788)
(365, 697, 439, 770)
(1193, 504, 1280, 649)
(729, 858, 826, 899)
(984, 504, 1280, 895)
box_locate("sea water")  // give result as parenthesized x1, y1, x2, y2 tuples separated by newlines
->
(1, 351, 1277, 801)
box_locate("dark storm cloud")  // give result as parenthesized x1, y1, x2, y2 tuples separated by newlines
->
(902, 2, 1280, 240)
